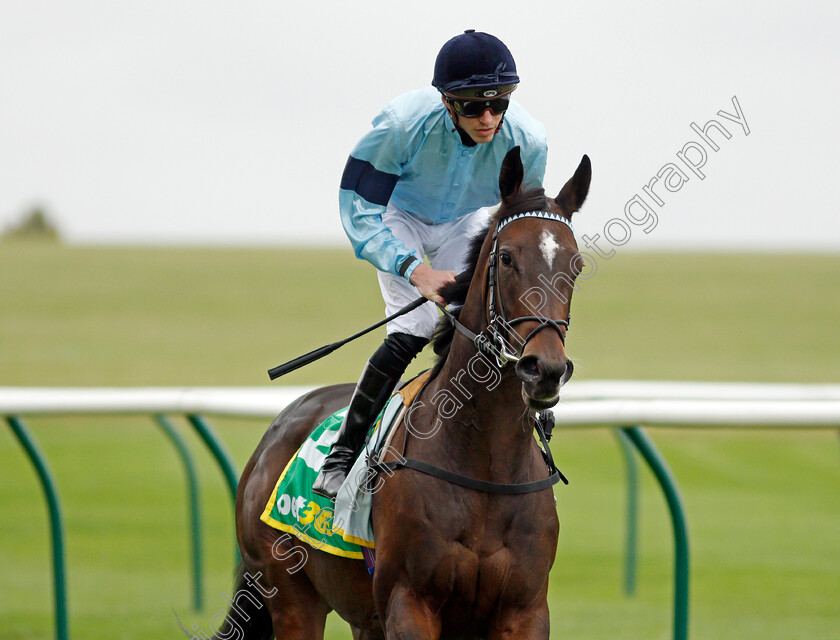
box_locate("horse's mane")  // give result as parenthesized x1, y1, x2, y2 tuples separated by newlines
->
(428, 187, 549, 377)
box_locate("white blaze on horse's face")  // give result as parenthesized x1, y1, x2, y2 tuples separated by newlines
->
(538, 230, 561, 269)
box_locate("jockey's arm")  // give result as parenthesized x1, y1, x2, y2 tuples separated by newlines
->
(339, 116, 428, 282)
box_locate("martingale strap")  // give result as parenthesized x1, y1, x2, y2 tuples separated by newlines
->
(372, 409, 568, 494)
(374, 458, 563, 494)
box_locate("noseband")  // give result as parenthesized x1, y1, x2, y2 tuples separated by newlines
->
(441, 210, 575, 368)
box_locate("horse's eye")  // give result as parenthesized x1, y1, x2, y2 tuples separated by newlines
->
(499, 252, 512, 267)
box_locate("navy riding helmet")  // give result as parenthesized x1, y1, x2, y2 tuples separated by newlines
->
(432, 29, 519, 98)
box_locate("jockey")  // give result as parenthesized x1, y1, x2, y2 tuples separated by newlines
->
(313, 30, 548, 499)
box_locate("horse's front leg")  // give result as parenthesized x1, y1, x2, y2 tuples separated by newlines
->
(382, 583, 441, 640)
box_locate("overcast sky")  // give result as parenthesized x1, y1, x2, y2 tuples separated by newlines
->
(2, 1, 838, 250)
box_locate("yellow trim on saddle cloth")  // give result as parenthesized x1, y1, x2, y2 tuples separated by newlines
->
(328, 523, 376, 549)
(398, 369, 432, 406)
(259, 450, 296, 525)
(258, 437, 365, 560)
(266, 521, 365, 559)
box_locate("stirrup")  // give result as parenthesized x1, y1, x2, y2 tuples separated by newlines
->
(312, 445, 356, 499)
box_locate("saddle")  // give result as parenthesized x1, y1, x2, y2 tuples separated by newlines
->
(259, 372, 431, 563)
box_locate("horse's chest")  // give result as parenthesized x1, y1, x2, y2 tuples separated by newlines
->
(374, 472, 558, 623)
(427, 501, 556, 611)
(461, 545, 518, 598)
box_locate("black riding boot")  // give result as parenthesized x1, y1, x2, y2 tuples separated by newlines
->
(312, 361, 399, 499)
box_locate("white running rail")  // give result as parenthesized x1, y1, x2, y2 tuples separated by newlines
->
(2, 382, 839, 427)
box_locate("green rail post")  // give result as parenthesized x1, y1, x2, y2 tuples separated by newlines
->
(615, 428, 639, 597)
(7, 416, 69, 640)
(622, 426, 690, 640)
(186, 414, 240, 563)
(155, 415, 203, 611)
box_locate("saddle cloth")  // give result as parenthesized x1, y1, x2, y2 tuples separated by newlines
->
(259, 372, 429, 559)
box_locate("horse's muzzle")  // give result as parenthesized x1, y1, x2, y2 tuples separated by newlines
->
(515, 356, 574, 409)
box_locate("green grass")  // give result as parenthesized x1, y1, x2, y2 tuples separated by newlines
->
(1, 245, 839, 639)
(2, 245, 838, 386)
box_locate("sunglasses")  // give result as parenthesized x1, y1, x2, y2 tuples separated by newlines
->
(446, 94, 511, 118)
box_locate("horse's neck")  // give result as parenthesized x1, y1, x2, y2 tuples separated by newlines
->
(418, 310, 535, 475)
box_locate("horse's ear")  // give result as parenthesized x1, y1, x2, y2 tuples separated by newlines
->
(555, 154, 591, 218)
(499, 146, 524, 201)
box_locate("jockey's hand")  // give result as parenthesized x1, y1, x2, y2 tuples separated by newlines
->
(410, 263, 456, 305)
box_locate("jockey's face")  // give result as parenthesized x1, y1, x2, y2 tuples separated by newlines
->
(442, 96, 503, 144)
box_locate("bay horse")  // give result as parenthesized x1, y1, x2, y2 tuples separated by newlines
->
(218, 147, 591, 639)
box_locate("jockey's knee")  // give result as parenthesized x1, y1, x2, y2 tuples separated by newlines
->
(371, 333, 429, 379)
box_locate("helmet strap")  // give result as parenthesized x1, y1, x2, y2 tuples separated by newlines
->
(495, 114, 505, 134)
(445, 103, 477, 147)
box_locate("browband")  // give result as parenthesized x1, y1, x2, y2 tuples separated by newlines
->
(495, 210, 573, 236)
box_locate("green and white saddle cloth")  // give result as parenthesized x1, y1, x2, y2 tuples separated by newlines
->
(259, 392, 405, 559)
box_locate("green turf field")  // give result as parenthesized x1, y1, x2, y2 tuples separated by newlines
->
(1, 245, 838, 639)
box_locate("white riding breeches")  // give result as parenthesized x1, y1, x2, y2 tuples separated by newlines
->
(377, 203, 495, 339)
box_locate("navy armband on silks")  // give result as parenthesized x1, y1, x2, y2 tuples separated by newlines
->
(399, 256, 418, 278)
(340, 156, 399, 206)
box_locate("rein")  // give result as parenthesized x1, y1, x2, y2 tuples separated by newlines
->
(376, 210, 575, 494)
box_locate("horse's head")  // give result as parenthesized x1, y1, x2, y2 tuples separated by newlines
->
(490, 146, 591, 409)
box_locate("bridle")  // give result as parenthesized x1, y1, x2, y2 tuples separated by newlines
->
(377, 209, 575, 493)
(440, 210, 575, 368)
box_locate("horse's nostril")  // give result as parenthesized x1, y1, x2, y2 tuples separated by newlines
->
(515, 356, 542, 383)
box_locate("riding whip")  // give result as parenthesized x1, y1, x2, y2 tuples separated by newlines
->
(267, 267, 473, 380)
(267, 295, 429, 380)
